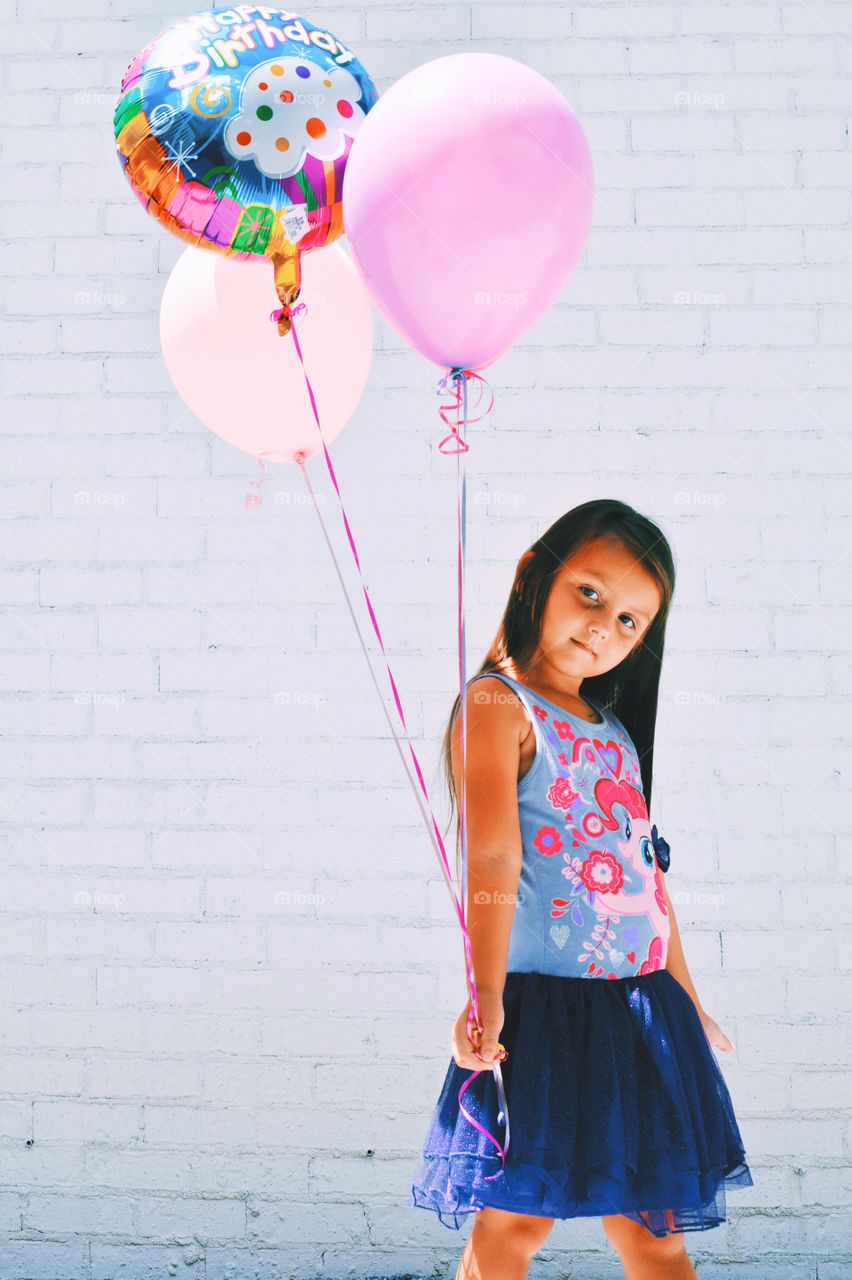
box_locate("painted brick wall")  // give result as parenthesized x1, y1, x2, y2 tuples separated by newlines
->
(1, 1, 850, 1277)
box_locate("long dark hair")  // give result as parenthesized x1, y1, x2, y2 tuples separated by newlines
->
(441, 499, 676, 882)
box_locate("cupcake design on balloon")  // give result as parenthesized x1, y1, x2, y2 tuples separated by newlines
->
(114, 6, 377, 273)
(224, 58, 367, 179)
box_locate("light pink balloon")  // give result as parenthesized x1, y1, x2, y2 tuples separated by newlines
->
(159, 243, 374, 464)
(342, 52, 595, 372)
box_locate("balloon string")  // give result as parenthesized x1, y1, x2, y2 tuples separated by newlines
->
(252, 298, 508, 1175)
(286, 322, 459, 910)
(437, 366, 508, 1175)
(266, 305, 502, 1101)
(243, 302, 310, 510)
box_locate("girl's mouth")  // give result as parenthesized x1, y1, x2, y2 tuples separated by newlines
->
(572, 638, 596, 656)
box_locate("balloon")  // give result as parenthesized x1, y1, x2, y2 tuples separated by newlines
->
(114, 6, 378, 326)
(159, 241, 373, 464)
(342, 51, 594, 371)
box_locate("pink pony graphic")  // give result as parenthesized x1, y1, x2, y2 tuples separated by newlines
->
(556, 776, 669, 976)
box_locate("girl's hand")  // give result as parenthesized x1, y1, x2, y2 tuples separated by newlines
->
(699, 1008, 736, 1053)
(451, 991, 506, 1071)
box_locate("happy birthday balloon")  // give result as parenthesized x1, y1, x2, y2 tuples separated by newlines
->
(114, 5, 378, 327)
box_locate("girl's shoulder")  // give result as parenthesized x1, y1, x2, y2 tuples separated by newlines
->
(455, 671, 528, 720)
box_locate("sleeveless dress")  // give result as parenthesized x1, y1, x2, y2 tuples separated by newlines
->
(409, 670, 753, 1237)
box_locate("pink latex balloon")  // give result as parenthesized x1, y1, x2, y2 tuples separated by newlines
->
(342, 52, 595, 372)
(159, 242, 374, 464)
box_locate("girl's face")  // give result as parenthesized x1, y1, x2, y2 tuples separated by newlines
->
(526, 535, 663, 681)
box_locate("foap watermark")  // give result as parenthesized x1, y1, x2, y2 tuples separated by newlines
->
(670, 890, 726, 908)
(73, 90, 115, 107)
(472, 687, 518, 708)
(73, 490, 126, 507)
(473, 491, 526, 506)
(72, 692, 127, 708)
(474, 289, 527, 308)
(73, 291, 126, 310)
(674, 91, 726, 109)
(673, 490, 726, 507)
(672, 691, 726, 707)
(673, 290, 726, 306)
(288, 92, 327, 107)
(473, 891, 525, 906)
(273, 490, 326, 505)
(472, 89, 527, 107)
(273, 691, 327, 706)
(73, 890, 126, 909)
(273, 889, 326, 907)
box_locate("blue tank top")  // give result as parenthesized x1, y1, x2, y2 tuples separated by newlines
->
(461, 670, 671, 981)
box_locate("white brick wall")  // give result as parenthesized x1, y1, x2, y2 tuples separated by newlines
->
(1, 2, 850, 1277)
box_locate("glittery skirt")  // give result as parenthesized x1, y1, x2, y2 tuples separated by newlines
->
(409, 968, 753, 1236)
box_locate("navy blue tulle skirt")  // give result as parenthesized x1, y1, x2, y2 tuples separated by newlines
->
(410, 968, 753, 1237)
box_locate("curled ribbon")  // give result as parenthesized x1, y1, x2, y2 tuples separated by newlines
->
(651, 824, 671, 873)
(436, 367, 494, 454)
(270, 300, 308, 326)
(244, 450, 274, 510)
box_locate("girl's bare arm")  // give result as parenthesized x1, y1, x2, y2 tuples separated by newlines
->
(450, 678, 526, 997)
(662, 874, 705, 1014)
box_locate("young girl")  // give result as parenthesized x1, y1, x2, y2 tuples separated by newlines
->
(410, 499, 753, 1280)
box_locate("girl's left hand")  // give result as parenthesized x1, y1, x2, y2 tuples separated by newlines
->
(698, 1008, 736, 1053)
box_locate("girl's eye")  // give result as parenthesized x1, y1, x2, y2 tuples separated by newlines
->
(640, 837, 654, 868)
(580, 585, 635, 629)
(625, 815, 632, 840)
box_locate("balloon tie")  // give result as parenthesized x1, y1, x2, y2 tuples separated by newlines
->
(270, 301, 308, 325)
(244, 450, 275, 511)
(436, 367, 494, 454)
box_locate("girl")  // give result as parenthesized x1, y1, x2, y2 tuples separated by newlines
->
(410, 499, 753, 1280)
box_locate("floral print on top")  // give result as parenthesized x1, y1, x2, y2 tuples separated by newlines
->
(463, 671, 671, 981)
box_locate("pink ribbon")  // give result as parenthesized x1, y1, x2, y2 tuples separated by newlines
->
(270, 300, 308, 327)
(436, 368, 494, 454)
(243, 303, 310, 511)
(253, 301, 509, 1178)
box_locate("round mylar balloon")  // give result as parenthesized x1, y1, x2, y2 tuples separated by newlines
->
(159, 241, 374, 464)
(115, 6, 378, 320)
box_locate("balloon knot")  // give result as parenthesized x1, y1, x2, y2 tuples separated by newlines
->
(270, 301, 308, 324)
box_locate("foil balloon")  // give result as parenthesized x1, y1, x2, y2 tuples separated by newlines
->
(114, 5, 378, 333)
